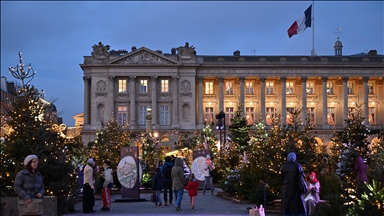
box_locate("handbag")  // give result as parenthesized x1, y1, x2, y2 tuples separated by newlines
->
(248, 205, 265, 216)
(18, 198, 43, 215)
(150, 192, 157, 203)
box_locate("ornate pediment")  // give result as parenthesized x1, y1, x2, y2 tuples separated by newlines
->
(109, 47, 180, 65)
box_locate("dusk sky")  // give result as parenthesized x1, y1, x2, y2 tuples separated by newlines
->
(1, 1, 383, 126)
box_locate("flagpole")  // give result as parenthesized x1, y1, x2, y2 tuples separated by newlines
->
(311, 0, 316, 56)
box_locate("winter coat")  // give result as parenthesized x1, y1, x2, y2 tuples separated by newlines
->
(171, 158, 186, 190)
(102, 166, 113, 188)
(152, 171, 164, 190)
(185, 179, 199, 196)
(203, 159, 215, 177)
(280, 161, 306, 214)
(14, 169, 44, 201)
(161, 161, 174, 182)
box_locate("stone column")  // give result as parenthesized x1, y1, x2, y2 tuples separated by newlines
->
(281, 77, 287, 124)
(197, 77, 204, 127)
(301, 76, 307, 122)
(151, 76, 157, 128)
(342, 77, 349, 124)
(363, 77, 369, 124)
(260, 77, 266, 123)
(172, 76, 179, 128)
(83, 76, 90, 125)
(322, 77, 328, 129)
(239, 77, 245, 117)
(219, 77, 224, 112)
(130, 76, 136, 128)
(108, 76, 115, 121)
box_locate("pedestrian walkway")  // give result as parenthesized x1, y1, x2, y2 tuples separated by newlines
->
(66, 188, 282, 216)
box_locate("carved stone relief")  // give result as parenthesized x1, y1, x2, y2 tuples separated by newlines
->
(180, 80, 192, 97)
(95, 80, 107, 97)
(124, 52, 168, 64)
(177, 42, 196, 60)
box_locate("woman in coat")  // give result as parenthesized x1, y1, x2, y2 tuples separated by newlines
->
(280, 152, 306, 216)
(304, 172, 320, 216)
(171, 157, 186, 211)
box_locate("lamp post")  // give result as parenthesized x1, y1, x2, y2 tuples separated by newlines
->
(216, 111, 225, 158)
(153, 131, 160, 168)
(8, 52, 36, 97)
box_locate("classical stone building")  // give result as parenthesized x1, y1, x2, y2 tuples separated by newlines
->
(79, 41, 384, 149)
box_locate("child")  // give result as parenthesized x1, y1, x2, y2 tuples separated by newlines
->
(152, 167, 164, 207)
(184, 173, 199, 210)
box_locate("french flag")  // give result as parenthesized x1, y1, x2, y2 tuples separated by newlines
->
(287, 5, 312, 38)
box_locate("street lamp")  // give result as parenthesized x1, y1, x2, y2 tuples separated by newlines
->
(153, 131, 160, 168)
(216, 111, 226, 158)
(8, 52, 36, 97)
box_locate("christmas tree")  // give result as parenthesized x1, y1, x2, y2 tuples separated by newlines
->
(228, 104, 251, 155)
(1, 84, 75, 213)
(88, 116, 132, 170)
(335, 102, 370, 203)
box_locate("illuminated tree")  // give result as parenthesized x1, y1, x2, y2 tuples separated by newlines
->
(336, 102, 371, 203)
(1, 84, 75, 213)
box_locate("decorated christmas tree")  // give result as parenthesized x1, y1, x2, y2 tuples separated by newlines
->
(88, 116, 132, 169)
(335, 102, 370, 203)
(228, 104, 251, 155)
(1, 84, 75, 213)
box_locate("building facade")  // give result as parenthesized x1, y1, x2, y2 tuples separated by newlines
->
(79, 41, 384, 148)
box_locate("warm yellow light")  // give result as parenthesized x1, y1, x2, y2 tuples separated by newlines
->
(331, 102, 335, 106)
(153, 131, 159, 138)
(208, 102, 211, 106)
(371, 102, 375, 105)
(311, 102, 314, 105)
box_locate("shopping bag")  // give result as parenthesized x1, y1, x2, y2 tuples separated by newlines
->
(248, 205, 265, 216)
(18, 198, 43, 215)
(150, 192, 157, 203)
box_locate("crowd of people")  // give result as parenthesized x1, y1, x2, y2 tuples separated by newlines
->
(14, 151, 368, 216)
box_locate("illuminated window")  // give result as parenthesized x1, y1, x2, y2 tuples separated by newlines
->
(286, 81, 294, 94)
(226, 81, 234, 94)
(161, 79, 169, 93)
(369, 107, 375, 125)
(118, 79, 127, 93)
(347, 82, 354, 94)
(205, 107, 214, 123)
(117, 106, 127, 125)
(225, 107, 234, 125)
(245, 107, 254, 125)
(138, 106, 146, 125)
(140, 80, 148, 93)
(159, 106, 170, 125)
(205, 81, 213, 94)
(327, 82, 334, 94)
(266, 82, 274, 94)
(327, 107, 335, 125)
(245, 82, 254, 94)
(368, 83, 374, 94)
(266, 107, 276, 125)
(306, 82, 314, 95)
(286, 107, 294, 124)
(307, 107, 315, 125)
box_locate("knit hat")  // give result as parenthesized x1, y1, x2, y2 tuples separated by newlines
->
(24, 155, 38, 166)
(287, 152, 296, 162)
(87, 158, 95, 165)
(206, 155, 211, 159)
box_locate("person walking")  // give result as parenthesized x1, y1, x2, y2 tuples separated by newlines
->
(14, 154, 44, 216)
(100, 160, 113, 211)
(184, 173, 199, 210)
(161, 156, 174, 206)
(304, 172, 320, 216)
(171, 157, 187, 211)
(280, 152, 307, 216)
(203, 154, 215, 195)
(83, 158, 96, 213)
(152, 167, 164, 207)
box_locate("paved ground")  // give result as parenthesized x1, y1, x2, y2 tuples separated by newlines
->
(65, 188, 282, 216)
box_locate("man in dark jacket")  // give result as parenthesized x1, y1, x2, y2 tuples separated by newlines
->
(161, 156, 174, 206)
(280, 152, 306, 216)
